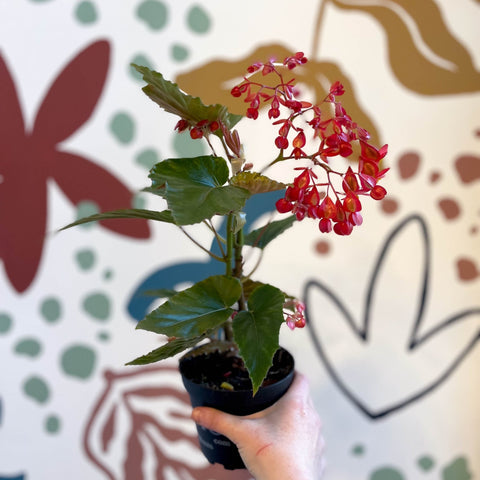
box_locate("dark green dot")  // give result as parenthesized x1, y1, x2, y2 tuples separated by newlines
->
(171, 44, 189, 62)
(136, 148, 160, 169)
(186, 5, 211, 34)
(97, 331, 110, 342)
(0, 313, 13, 334)
(172, 130, 206, 157)
(40, 297, 62, 324)
(45, 414, 61, 434)
(75, 249, 96, 270)
(136, 0, 168, 30)
(442, 457, 471, 480)
(417, 455, 435, 472)
(82, 292, 110, 321)
(15, 338, 42, 358)
(370, 467, 405, 480)
(352, 444, 365, 456)
(76, 201, 100, 229)
(61, 345, 96, 379)
(75, 1, 97, 24)
(130, 54, 154, 81)
(110, 112, 135, 144)
(103, 269, 113, 280)
(23, 376, 50, 404)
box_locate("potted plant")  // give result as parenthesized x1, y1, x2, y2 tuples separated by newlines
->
(62, 51, 388, 469)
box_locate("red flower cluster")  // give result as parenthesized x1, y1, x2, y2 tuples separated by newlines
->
(283, 299, 306, 330)
(175, 118, 220, 139)
(231, 53, 389, 236)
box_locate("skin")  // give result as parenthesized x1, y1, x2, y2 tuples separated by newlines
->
(191, 372, 325, 479)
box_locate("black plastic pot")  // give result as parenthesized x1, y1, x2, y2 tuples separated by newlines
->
(179, 342, 295, 470)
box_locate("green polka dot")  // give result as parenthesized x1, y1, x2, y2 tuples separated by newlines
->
(171, 44, 189, 62)
(442, 457, 471, 480)
(83, 292, 110, 321)
(45, 414, 61, 434)
(75, 249, 96, 270)
(76, 201, 100, 229)
(15, 338, 42, 358)
(352, 444, 365, 456)
(97, 331, 110, 342)
(110, 112, 135, 144)
(370, 467, 405, 480)
(417, 455, 435, 472)
(132, 194, 146, 209)
(40, 297, 62, 324)
(0, 313, 13, 334)
(23, 376, 50, 404)
(136, 0, 168, 30)
(61, 345, 96, 379)
(75, 1, 97, 24)
(136, 148, 160, 169)
(103, 269, 113, 280)
(173, 130, 206, 157)
(186, 5, 211, 34)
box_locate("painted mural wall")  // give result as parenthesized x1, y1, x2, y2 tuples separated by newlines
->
(1, 1, 479, 479)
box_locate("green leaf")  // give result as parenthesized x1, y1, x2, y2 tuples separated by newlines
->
(233, 284, 285, 394)
(59, 208, 175, 231)
(137, 275, 242, 337)
(244, 215, 296, 249)
(230, 172, 286, 194)
(132, 64, 242, 129)
(126, 335, 206, 366)
(142, 288, 178, 298)
(149, 156, 250, 225)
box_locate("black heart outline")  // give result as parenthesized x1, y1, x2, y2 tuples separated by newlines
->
(304, 213, 480, 419)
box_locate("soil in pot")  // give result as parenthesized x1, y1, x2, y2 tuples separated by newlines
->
(179, 342, 295, 470)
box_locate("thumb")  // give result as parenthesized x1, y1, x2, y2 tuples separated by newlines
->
(191, 407, 244, 444)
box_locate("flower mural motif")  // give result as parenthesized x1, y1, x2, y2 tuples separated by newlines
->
(0, 40, 150, 293)
(305, 214, 480, 419)
(83, 365, 252, 480)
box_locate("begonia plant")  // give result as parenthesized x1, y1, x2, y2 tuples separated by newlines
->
(63, 52, 388, 394)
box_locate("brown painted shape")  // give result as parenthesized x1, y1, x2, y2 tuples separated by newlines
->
(332, 0, 480, 95)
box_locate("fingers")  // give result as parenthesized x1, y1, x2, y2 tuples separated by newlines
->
(191, 406, 243, 444)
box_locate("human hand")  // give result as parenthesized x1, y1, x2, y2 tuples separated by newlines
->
(191, 372, 325, 480)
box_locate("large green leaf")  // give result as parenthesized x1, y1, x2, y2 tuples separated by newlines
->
(59, 208, 175, 231)
(137, 275, 242, 337)
(233, 284, 285, 394)
(126, 335, 206, 366)
(149, 156, 251, 225)
(244, 215, 296, 249)
(132, 64, 242, 129)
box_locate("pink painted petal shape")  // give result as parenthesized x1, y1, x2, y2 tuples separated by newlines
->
(52, 150, 150, 238)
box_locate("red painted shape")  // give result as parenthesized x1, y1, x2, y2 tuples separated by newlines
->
(0, 40, 151, 293)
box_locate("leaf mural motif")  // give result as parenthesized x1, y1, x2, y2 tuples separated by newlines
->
(331, 0, 480, 95)
(174, 43, 381, 146)
(83, 365, 252, 479)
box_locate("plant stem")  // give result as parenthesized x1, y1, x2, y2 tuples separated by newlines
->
(234, 228, 246, 311)
(179, 226, 224, 262)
